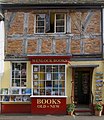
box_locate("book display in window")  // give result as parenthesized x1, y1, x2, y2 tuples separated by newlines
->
(21, 88, 31, 95)
(2, 95, 10, 101)
(12, 63, 26, 87)
(0, 88, 31, 102)
(46, 87, 52, 95)
(1, 88, 8, 95)
(11, 88, 20, 94)
(46, 73, 52, 80)
(32, 65, 66, 96)
(95, 72, 103, 102)
(22, 95, 31, 102)
(21, 79, 26, 87)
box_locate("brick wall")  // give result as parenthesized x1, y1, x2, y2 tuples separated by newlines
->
(6, 12, 24, 35)
(27, 40, 37, 54)
(5, 9, 101, 56)
(6, 39, 23, 55)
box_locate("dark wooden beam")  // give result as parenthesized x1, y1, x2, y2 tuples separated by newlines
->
(1, 4, 102, 10)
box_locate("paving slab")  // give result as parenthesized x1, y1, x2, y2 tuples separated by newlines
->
(0, 114, 104, 120)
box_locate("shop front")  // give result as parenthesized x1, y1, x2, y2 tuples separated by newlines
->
(29, 56, 70, 114)
(0, 60, 104, 114)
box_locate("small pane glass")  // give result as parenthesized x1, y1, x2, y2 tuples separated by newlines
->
(40, 65, 45, 72)
(36, 27, 44, 33)
(21, 79, 26, 87)
(46, 65, 52, 72)
(59, 73, 65, 80)
(15, 79, 20, 87)
(33, 73, 39, 80)
(59, 89, 65, 96)
(46, 88, 52, 95)
(21, 70, 26, 78)
(46, 81, 52, 87)
(33, 88, 39, 95)
(33, 66, 39, 72)
(59, 81, 65, 88)
(53, 81, 58, 88)
(15, 63, 21, 70)
(11, 88, 20, 94)
(36, 14, 45, 21)
(52, 89, 58, 95)
(14, 70, 20, 78)
(53, 73, 58, 80)
(40, 89, 45, 95)
(59, 65, 65, 72)
(37, 21, 44, 26)
(56, 20, 64, 26)
(40, 73, 45, 80)
(39, 81, 44, 88)
(46, 73, 52, 80)
(56, 27, 64, 32)
(12, 79, 16, 87)
(56, 14, 64, 19)
(53, 65, 58, 72)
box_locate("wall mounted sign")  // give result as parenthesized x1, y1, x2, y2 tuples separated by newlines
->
(28, 56, 71, 64)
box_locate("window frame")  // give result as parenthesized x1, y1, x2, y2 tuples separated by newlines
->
(11, 62, 27, 88)
(34, 13, 67, 34)
(34, 14, 46, 33)
(32, 64, 66, 96)
(54, 13, 66, 33)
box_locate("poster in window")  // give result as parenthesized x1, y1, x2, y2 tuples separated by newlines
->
(46, 73, 51, 80)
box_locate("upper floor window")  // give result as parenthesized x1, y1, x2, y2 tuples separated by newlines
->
(34, 12, 68, 34)
(55, 13, 66, 33)
(35, 14, 45, 33)
(12, 63, 27, 87)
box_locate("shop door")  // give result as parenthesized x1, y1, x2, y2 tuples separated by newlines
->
(74, 71, 91, 105)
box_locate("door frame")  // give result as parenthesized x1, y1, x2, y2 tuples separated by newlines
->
(72, 67, 93, 106)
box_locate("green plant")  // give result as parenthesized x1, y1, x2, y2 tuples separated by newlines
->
(95, 103, 103, 111)
(67, 103, 75, 112)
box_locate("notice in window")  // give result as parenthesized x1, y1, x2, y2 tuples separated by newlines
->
(46, 73, 51, 80)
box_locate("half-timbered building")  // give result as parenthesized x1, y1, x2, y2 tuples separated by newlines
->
(0, 0, 104, 115)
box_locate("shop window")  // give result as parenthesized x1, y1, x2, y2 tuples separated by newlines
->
(12, 63, 27, 87)
(34, 12, 69, 33)
(32, 65, 66, 96)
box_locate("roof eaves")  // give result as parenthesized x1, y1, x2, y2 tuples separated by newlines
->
(1, 3, 103, 10)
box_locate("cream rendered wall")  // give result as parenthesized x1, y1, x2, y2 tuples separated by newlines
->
(1, 61, 11, 88)
(66, 65, 72, 104)
(66, 61, 104, 104)
(27, 61, 32, 88)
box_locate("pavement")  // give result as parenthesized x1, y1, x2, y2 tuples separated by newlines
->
(0, 114, 104, 120)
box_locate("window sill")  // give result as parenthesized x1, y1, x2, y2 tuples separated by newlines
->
(33, 33, 73, 36)
(30, 95, 67, 98)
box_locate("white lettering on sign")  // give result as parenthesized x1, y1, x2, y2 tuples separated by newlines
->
(36, 99, 61, 108)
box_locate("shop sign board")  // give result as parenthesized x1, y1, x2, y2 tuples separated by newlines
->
(31, 97, 66, 114)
